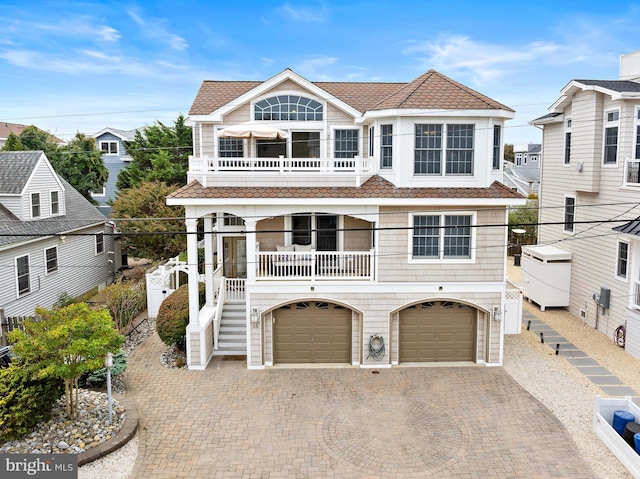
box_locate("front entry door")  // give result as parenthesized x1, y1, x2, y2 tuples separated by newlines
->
(223, 236, 247, 278)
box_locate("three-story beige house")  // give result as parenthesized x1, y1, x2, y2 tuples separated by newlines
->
(532, 50, 640, 358)
(168, 68, 524, 369)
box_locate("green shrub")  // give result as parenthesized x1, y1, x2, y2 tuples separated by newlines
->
(156, 282, 205, 351)
(0, 359, 64, 440)
(53, 291, 76, 309)
(82, 350, 127, 387)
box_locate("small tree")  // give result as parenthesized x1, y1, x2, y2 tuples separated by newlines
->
(111, 181, 186, 261)
(92, 280, 146, 332)
(8, 304, 124, 419)
(508, 196, 539, 246)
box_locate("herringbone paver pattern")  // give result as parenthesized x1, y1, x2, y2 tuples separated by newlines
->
(125, 334, 595, 478)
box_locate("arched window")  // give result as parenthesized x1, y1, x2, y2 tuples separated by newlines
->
(254, 95, 323, 121)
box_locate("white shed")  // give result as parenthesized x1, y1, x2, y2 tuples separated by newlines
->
(521, 245, 572, 311)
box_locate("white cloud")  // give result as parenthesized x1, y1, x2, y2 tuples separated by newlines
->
(404, 35, 560, 84)
(294, 56, 339, 80)
(79, 49, 121, 61)
(127, 9, 188, 51)
(278, 2, 326, 22)
(26, 18, 120, 42)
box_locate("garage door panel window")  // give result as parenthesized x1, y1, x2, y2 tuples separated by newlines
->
(411, 214, 473, 261)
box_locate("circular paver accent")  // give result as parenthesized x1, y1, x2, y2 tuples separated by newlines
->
(319, 396, 468, 476)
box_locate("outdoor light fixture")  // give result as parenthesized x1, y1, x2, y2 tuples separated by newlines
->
(250, 308, 260, 323)
(493, 305, 502, 322)
(105, 352, 113, 425)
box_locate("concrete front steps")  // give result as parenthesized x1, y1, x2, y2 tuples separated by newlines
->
(213, 301, 247, 356)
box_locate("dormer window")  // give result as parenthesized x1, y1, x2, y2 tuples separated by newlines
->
(100, 141, 119, 155)
(254, 95, 323, 121)
(31, 193, 41, 218)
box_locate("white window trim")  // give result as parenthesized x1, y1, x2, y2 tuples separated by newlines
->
(30, 192, 41, 219)
(50, 190, 61, 216)
(99, 140, 119, 156)
(412, 122, 476, 177)
(95, 233, 105, 255)
(380, 123, 394, 170)
(91, 187, 107, 197)
(634, 106, 640, 161)
(615, 239, 629, 282)
(564, 118, 572, 167)
(15, 254, 30, 298)
(44, 245, 59, 275)
(330, 126, 361, 159)
(563, 194, 576, 235)
(602, 108, 620, 167)
(407, 211, 476, 264)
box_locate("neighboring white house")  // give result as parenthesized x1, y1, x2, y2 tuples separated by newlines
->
(0, 151, 117, 318)
(91, 127, 138, 217)
(167, 68, 525, 370)
(531, 50, 640, 358)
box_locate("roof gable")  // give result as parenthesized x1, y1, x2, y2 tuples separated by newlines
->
(0, 150, 48, 195)
(92, 127, 139, 141)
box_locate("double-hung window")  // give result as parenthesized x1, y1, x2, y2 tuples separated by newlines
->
(45, 246, 58, 274)
(564, 196, 576, 233)
(381, 124, 393, 169)
(617, 241, 629, 280)
(31, 193, 41, 218)
(414, 124, 474, 175)
(604, 110, 619, 165)
(334, 130, 359, 158)
(492, 125, 501, 170)
(16, 255, 30, 297)
(96, 233, 105, 255)
(564, 118, 572, 165)
(219, 138, 244, 157)
(412, 213, 473, 260)
(50, 191, 59, 215)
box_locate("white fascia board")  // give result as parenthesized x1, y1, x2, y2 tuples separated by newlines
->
(530, 114, 563, 126)
(248, 281, 507, 295)
(22, 153, 65, 195)
(91, 128, 131, 141)
(192, 70, 362, 123)
(185, 115, 222, 126)
(168, 196, 525, 208)
(362, 109, 515, 120)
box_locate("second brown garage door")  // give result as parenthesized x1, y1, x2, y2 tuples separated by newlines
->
(274, 301, 351, 363)
(399, 301, 476, 362)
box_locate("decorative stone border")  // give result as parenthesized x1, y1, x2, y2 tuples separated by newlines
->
(77, 393, 139, 466)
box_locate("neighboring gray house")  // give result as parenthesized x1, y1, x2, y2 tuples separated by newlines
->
(502, 144, 541, 197)
(91, 128, 138, 217)
(531, 50, 640, 358)
(0, 151, 117, 318)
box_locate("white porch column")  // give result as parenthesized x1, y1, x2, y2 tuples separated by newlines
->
(204, 216, 214, 308)
(244, 218, 257, 282)
(186, 217, 200, 326)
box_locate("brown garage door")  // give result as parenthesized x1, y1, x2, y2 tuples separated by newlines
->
(274, 301, 351, 363)
(399, 301, 476, 362)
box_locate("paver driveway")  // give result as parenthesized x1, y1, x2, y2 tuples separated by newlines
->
(125, 334, 595, 478)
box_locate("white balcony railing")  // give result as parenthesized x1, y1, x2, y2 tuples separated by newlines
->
(190, 155, 371, 174)
(256, 250, 374, 281)
(624, 159, 640, 186)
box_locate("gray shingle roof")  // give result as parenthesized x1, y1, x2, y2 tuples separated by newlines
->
(575, 79, 640, 93)
(0, 152, 107, 249)
(0, 151, 44, 195)
(613, 217, 640, 236)
(531, 112, 562, 122)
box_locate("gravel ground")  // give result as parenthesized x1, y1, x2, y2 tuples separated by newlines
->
(505, 262, 637, 479)
(77, 263, 640, 479)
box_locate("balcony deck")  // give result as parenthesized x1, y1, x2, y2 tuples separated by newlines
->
(256, 250, 374, 281)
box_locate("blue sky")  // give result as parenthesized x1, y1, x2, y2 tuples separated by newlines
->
(1, 0, 639, 145)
